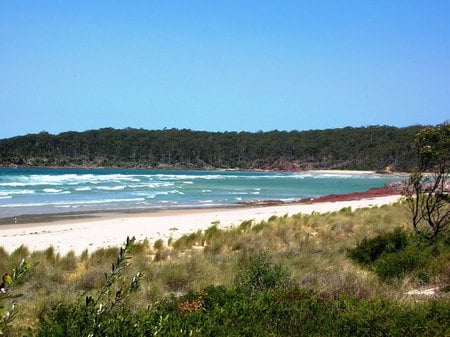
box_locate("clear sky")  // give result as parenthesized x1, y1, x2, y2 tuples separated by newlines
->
(1, 1, 449, 138)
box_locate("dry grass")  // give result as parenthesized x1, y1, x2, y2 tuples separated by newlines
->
(3, 201, 435, 335)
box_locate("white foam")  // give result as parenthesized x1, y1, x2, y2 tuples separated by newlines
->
(318, 174, 354, 179)
(0, 190, 35, 196)
(129, 182, 174, 188)
(75, 187, 92, 191)
(0, 197, 146, 208)
(155, 174, 228, 181)
(96, 186, 126, 191)
(169, 190, 184, 195)
(0, 182, 28, 187)
(5, 174, 145, 187)
(43, 188, 63, 193)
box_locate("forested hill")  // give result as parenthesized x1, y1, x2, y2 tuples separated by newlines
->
(0, 126, 424, 171)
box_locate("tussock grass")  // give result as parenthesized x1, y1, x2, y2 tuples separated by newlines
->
(2, 201, 448, 335)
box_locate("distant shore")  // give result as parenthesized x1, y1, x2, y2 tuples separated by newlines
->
(0, 165, 408, 175)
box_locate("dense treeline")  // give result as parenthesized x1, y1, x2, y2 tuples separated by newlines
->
(0, 125, 424, 171)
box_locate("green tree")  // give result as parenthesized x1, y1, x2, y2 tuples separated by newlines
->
(405, 123, 450, 239)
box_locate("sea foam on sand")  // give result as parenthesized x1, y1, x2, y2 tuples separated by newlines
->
(0, 195, 401, 255)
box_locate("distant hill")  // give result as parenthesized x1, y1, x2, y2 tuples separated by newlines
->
(0, 126, 424, 171)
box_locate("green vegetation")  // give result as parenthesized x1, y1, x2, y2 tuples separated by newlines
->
(0, 124, 447, 335)
(37, 286, 450, 337)
(0, 259, 32, 336)
(405, 123, 449, 239)
(37, 237, 142, 337)
(0, 125, 423, 171)
(348, 229, 449, 281)
(348, 228, 409, 265)
(0, 202, 449, 336)
(234, 253, 291, 293)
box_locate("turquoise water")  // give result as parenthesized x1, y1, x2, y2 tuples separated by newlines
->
(0, 168, 403, 217)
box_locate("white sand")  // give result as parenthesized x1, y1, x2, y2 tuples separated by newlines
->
(0, 195, 401, 255)
(307, 170, 377, 175)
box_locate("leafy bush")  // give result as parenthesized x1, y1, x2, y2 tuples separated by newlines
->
(348, 228, 408, 265)
(374, 246, 426, 280)
(349, 228, 450, 282)
(36, 285, 450, 337)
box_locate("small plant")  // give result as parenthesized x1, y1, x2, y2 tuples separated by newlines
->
(235, 253, 290, 293)
(153, 239, 164, 251)
(0, 259, 32, 336)
(37, 236, 143, 337)
(82, 236, 141, 336)
(239, 220, 254, 232)
(204, 224, 219, 244)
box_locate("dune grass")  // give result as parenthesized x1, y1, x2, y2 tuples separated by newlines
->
(1, 201, 449, 336)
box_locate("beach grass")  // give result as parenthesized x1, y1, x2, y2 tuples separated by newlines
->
(1, 201, 449, 335)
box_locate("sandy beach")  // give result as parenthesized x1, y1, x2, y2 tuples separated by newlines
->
(0, 194, 401, 255)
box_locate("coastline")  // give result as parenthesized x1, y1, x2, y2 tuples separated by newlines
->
(0, 192, 402, 255)
(0, 169, 406, 255)
(0, 165, 408, 175)
(0, 185, 401, 226)
(0, 168, 406, 220)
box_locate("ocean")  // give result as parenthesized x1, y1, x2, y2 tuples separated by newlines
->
(0, 168, 403, 218)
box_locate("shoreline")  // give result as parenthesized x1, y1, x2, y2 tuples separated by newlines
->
(0, 192, 402, 255)
(0, 169, 406, 255)
(0, 165, 408, 175)
(0, 187, 400, 226)
(0, 204, 244, 227)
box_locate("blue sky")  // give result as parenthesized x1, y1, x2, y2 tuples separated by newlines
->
(1, 1, 449, 138)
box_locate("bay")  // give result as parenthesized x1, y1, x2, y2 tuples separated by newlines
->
(0, 168, 403, 218)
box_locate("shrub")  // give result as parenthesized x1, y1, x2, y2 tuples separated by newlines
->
(37, 237, 142, 337)
(349, 228, 450, 282)
(348, 228, 408, 265)
(235, 253, 290, 293)
(159, 264, 192, 293)
(374, 247, 426, 280)
(145, 287, 450, 337)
